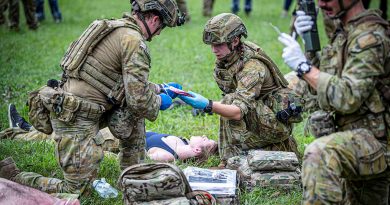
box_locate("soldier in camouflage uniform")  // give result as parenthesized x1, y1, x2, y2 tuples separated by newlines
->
(0, 0, 185, 197)
(180, 13, 299, 167)
(279, 0, 390, 204)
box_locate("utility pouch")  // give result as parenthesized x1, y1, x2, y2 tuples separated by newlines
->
(119, 163, 216, 205)
(264, 88, 304, 124)
(28, 87, 53, 135)
(56, 94, 81, 123)
(308, 110, 335, 138)
(106, 107, 135, 140)
(39, 86, 82, 123)
(354, 130, 388, 176)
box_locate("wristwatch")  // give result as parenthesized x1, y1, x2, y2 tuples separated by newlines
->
(296, 61, 312, 78)
(203, 100, 213, 114)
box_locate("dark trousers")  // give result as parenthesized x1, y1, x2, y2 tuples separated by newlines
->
(232, 0, 252, 14)
(35, 0, 61, 21)
(8, 0, 38, 29)
(283, 0, 293, 11)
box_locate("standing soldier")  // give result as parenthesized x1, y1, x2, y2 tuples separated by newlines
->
(203, 0, 214, 17)
(180, 13, 300, 167)
(279, 0, 390, 203)
(0, 0, 185, 197)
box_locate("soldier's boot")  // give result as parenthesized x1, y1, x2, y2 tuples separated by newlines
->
(0, 157, 21, 181)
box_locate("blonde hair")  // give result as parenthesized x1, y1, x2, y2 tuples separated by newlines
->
(196, 139, 218, 162)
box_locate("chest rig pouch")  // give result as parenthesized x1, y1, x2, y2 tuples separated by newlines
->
(60, 15, 141, 106)
(244, 42, 304, 124)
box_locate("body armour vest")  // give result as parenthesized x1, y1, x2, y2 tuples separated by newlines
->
(60, 14, 141, 106)
(213, 41, 288, 96)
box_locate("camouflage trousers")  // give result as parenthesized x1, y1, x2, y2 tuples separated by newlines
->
(115, 118, 146, 170)
(219, 98, 299, 162)
(0, 126, 120, 153)
(203, 0, 214, 17)
(0, 127, 52, 141)
(0, 127, 139, 168)
(8, 0, 38, 29)
(302, 128, 390, 205)
(14, 117, 104, 196)
(0, 123, 144, 171)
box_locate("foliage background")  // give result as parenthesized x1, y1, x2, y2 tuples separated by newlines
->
(0, 0, 385, 204)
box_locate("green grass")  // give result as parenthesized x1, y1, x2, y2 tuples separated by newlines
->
(2, 0, 384, 204)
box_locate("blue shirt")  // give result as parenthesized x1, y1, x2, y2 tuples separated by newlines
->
(145, 132, 188, 159)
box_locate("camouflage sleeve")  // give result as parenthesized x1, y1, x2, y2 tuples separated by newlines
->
(230, 59, 267, 118)
(317, 31, 387, 114)
(122, 36, 160, 121)
(148, 82, 161, 94)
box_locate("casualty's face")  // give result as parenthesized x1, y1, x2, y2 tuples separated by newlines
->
(318, 0, 342, 18)
(211, 43, 232, 60)
(189, 136, 217, 151)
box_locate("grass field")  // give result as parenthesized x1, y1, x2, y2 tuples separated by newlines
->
(0, 0, 386, 204)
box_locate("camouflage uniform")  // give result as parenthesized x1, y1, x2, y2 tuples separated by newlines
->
(214, 44, 299, 162)
(202, 0, 214, 17)
(0, 127, 51, 141)
(203, 14, 299, 162)
(0, 127, 119, 153)
(302, 10, 390, 204)
(13, 15, 162, 196)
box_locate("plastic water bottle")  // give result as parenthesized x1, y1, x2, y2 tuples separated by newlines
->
(92, 178, 118, 198)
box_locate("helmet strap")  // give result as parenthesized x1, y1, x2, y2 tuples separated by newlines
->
(137, 12, 153, 41)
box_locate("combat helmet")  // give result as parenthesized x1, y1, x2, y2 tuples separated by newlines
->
(131, 0, 185, 27)
(203, 13, 247, 45)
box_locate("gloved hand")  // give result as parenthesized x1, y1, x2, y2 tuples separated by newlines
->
(179, 91, 209, 109)
(294, 11, 313, 36)
(160, 82, 183, 99)
(278, 33, 307, 71)
(159, 93, 173, 110)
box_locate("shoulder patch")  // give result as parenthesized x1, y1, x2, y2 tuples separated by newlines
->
(139, 41, 150, 60)
(140, 41, 148, 53)
(357, 33, 378, 49)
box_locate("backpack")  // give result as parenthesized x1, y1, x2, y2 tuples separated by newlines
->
(118, 163, 216, 205)
(226, 151, 301, 191)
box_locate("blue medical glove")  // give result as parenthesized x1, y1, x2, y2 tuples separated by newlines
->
(161, 82, 183, 99)
(179, 91, 209, 109)
(159, 93, 172, 110)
